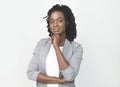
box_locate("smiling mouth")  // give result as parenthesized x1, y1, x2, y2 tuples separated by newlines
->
(53, 28, 60, 32)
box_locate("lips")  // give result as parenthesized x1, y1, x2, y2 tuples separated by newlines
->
(53, 28, 60, 32)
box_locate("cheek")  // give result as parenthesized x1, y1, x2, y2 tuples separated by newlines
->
(61, 24, 66, 29)
(49, 26, 54, 33)
(59, 23, 65, 27)
(49, 25, 53, 30)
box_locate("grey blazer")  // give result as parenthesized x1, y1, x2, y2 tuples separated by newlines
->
(27, 38, 83, 87)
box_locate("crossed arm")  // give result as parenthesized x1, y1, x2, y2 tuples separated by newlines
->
(37, 72, 67, 84)
(27, 38, 83, 84)
(36, 42, 71, 84)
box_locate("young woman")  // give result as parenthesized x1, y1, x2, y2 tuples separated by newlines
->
(27, 4, 83, 87)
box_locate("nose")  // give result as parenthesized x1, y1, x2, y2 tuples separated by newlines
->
(53, 21, 58, 27)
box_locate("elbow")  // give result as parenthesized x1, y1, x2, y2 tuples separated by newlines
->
(26, 70, 33, 80)
(26, 70, 40, 81)
(27, 71, 32, 80)
(63, 72, 76, 81)
(60, 66, 77, 81)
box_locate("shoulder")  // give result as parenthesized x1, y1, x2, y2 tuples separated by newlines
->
(72, 40, 82, 48)
(36, 37, 50, 46)
(37, 38, 50, 43)
(71, 40, 83, 52)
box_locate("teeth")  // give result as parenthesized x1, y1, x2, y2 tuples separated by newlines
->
(54, 29, 59, 32)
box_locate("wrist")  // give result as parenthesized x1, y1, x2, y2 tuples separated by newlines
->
(53, 44, 59, 49)
(59, 77, 66, 84)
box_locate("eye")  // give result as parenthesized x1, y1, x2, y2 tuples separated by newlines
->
(49, 20, 54, 24)
(58, 19, 63, 23)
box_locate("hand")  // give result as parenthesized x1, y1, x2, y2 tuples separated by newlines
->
(51, 35, 60, 47)
(60, 77, 66, 84)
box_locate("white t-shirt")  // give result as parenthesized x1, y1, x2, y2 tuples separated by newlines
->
(46, 45, 63, 87)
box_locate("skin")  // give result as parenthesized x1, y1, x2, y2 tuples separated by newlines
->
(50, 11, 70, 70)
(37, 11, 72, 84)
(49, 11, 66, 47)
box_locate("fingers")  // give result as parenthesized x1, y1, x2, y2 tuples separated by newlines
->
(51, 35, 60, 42)
(51, 35, 60, 47)
(52, 35, 60, 39)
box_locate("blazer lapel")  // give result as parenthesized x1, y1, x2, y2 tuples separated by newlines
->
(62, 39, 73, 61)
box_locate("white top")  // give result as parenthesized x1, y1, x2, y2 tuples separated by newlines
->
(46, 45, 63, 87)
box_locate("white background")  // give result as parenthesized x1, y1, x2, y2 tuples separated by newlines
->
(0, 0, 120, 87)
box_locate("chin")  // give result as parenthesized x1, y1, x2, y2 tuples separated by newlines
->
(53, 32, 61, 35)
(53, 34, 60, 35)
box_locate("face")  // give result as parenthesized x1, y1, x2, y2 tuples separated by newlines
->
(49, 11, 66, 36)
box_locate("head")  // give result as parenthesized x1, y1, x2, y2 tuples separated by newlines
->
(45, 4, 77, 42)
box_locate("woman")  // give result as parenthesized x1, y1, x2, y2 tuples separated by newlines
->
(27, 4, 83, 87)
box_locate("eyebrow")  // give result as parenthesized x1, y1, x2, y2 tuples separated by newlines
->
(49, 17, 65, 20)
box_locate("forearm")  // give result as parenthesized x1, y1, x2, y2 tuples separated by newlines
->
(54, 45, 69, 70)
(37, 72, 66, 84)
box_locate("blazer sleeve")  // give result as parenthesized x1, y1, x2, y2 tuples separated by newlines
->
(60, 43, 83, 81)
(27, 39, 43, 81)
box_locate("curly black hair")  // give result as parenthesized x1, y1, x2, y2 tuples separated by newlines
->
(45, 4, 77, 42)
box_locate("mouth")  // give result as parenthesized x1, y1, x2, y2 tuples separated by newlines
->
(53, 28, 60, 32)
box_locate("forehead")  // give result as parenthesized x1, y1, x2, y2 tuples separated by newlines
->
(49, 11, 65, 19)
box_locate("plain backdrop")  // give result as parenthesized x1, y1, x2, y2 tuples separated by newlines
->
(0, 0, 120, 87)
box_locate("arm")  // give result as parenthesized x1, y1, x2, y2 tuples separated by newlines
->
(27, 39, 43, 81)
(54, 45, 70, 70)
(60, 44, 83, 81)
(27, 39, 67, 84)
(52, 35, 83, 81)
(37, 72, 66, 84)
(52, 35, 70, 70)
